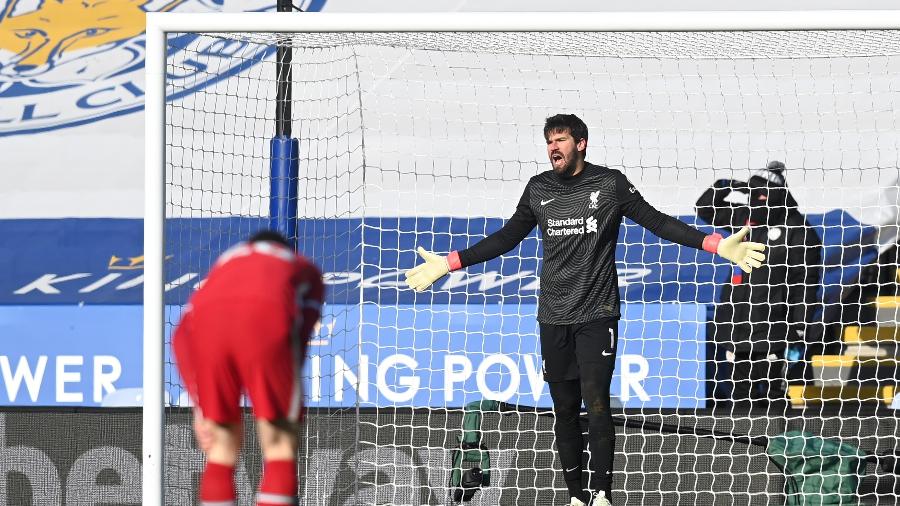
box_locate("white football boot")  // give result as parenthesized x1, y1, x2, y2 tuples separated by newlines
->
(589, 493, 612, 506)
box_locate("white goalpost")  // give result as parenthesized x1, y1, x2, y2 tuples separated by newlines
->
(145, 11, 900, 505)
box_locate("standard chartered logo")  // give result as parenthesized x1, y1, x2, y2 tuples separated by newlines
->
(546, 216, 598, 236)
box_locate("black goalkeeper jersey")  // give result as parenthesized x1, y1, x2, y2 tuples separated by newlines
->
(458, 163, 707, 324)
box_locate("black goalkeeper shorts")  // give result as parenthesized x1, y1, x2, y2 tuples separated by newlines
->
(539, 317, 619, 382)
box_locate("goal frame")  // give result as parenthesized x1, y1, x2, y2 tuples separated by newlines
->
(143, 10, 900, 504)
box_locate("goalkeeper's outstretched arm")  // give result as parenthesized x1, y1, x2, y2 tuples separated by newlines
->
(405, 183, 538, 292)
(615, 171, 765, 273)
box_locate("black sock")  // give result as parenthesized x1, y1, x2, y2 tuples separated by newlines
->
(578, 338, 616, 505)
(565, 475, 583, 499)
(549, 380, 587, 501)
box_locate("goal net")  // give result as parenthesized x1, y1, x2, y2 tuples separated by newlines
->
(145, 13, 900, 506)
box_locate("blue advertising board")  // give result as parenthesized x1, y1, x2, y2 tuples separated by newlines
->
(0, 213, 872, 306)
(300, 302, 707, 409)
(0, 212, 874, 407)
(0, 303, 706, 409)
(0, 306, 143, 406)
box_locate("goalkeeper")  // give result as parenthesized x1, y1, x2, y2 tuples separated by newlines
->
(405, 114, 766, 506)
(172, 231, 324, 506)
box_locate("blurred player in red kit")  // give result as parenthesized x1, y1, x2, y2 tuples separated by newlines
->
(173, 230, 324, 506)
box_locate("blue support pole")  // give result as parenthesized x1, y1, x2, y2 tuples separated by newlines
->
(269, 135, 299, 249)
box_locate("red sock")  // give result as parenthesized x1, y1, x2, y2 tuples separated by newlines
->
(200, 461, 235, 504)
(257, 459, 298, 506)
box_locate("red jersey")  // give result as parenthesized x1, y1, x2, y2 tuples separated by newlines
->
(192, 240, 323, 327)
(173, 240, 324, 423)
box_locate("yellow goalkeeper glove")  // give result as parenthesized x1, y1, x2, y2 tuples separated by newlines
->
(405, 247, 461, 292)
(703, 226, 766, 273)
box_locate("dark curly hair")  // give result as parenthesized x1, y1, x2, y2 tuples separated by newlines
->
(248, 230, 291, 247)
(543, 114, 588, 143)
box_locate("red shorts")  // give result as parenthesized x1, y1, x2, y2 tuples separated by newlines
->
(172, 300, 304, 424)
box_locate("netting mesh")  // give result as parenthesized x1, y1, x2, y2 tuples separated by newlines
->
(160, 28, 900, 505)
(229, 30, 900, 58)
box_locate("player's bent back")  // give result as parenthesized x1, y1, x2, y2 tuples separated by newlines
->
(174, 237, 324, 425)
